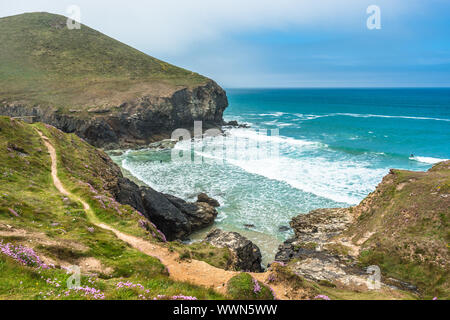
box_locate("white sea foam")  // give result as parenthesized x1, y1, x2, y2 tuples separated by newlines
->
(331, 113, 450, 122)
(258, 112, 286, 117)
(182, 128, 385, 204)
(266, 112, 450, 123)
(223, 151, 386, 205)
(410, 156, 449, 164)
(293, 114, 327, 121)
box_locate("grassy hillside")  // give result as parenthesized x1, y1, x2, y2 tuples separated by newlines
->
(0, 12, 208, 109)
(343, 163, 450, 299)
(0, 117, 225, 300)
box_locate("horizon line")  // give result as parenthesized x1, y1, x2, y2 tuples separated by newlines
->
(224, 86, 450, 90)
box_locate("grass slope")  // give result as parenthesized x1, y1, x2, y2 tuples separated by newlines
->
(227, 273, 275, 300)
(345, 164, 450, 299)
(0, 12, 208, 109)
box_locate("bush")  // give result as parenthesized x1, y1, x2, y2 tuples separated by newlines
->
(227, 273, 275, 300)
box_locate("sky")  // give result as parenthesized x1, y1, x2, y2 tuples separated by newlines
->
(2, 0, 450, 87)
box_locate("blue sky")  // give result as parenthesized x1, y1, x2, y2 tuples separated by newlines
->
(2, 0, 450, 87)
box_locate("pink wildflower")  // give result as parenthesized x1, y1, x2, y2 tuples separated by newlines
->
(8, 208, 19, 217)
(314, 295, 331, 300)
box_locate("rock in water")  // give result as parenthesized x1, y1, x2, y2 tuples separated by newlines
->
(197, 193, 220, 207)
(164, 194, 218, 232)
(205, 229, 263, 272)
(148, 139, 178, 150)
(103, 156, 219, 241)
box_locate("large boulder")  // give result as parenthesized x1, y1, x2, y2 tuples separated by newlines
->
(140, 187, 191, 241)
(205, 229, 263, 272)
(164, 194, 218, 231)
(139, 188, 219, 241)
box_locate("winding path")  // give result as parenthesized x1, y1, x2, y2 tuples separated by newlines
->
(36, 129, 289, 299)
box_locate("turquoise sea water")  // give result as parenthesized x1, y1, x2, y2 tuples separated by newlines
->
(112, 88, 450, 264)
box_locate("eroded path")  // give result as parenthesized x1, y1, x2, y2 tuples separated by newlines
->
(36, 129, 289, 299)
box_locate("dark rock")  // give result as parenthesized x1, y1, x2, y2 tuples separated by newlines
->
(384, 277, 419, 293)
(225, 120, 239, 126)
(197, 193, 220, 207)
(224, 120, 250, 128)
(274, 238, 297, 262)
(7, 142, 27, 154)
(274, 208, 369, 287)
(112, 177, 145, 214)
(273, 208, 418, 291)
(164, 194, 218, 231)
(148, 139, 177, 150)
(275, 208, 354, 263)
(140, 186, 191, 241)
(105, 162, 218, 241)
(205, 229, 263, 272)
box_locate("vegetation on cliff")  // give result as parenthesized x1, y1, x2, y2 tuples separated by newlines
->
(226, 273, 275, 300)
(275, 162, 449, 300)
(0, 117, 225, 299)
(346, 163, 449, 299)
(0, 12, 207, 109)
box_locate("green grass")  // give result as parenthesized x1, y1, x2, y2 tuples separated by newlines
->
(168, 241, 233, 270)
(0, 254, 223, 300)
(0, 12, 208, 110)
(226, 273, 275, 300)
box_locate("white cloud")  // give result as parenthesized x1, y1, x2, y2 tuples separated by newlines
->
(1, 0, 411, 55)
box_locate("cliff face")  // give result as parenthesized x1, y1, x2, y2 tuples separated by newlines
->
(0, 80, 228, 149)
(0, 13, 228, 149)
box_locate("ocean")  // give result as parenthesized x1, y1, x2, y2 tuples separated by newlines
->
(111, 88, 450, 265)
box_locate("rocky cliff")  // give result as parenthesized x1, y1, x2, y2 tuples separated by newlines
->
(0, 80, 227, 149)
(276, 162, 450, 298)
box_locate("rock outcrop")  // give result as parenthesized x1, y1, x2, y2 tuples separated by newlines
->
(274, 161, 450, 295)
(0, 80, 228, 149)
(205, 229, 263, 272)
(274, 207, 420, 291)
(197, 193, 220, 207)
(274, 208, 371, 287)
